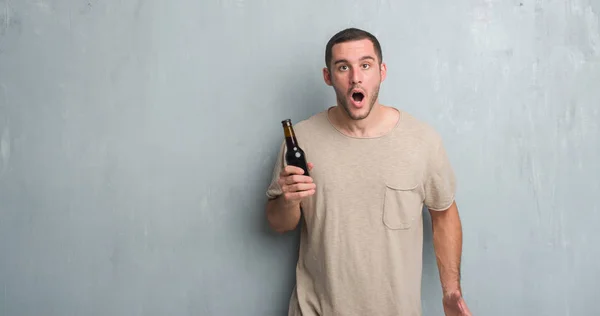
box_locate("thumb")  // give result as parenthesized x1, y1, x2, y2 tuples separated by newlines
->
(307, 162, 314, 171)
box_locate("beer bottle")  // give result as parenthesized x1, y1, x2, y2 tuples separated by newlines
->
(281, 119, 310, 176)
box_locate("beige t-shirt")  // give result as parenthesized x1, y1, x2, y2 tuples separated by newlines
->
(266, 107, 456, 316)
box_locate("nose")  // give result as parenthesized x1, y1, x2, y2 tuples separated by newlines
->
(350, 67, 363, 84)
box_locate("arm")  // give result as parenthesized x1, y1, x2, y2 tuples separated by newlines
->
(430, 201, 463, 295)
(265, 163, 315, 234)
(429, 201, 471, 316)
(266, 196, 301, 234)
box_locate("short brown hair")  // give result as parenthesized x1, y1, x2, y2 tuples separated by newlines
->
(324, 28, 383, 69)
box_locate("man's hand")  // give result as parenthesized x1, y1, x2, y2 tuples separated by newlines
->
(442, 290, 471, 316)
(277, 163, 316, 205)
(266, 163, 315, 233)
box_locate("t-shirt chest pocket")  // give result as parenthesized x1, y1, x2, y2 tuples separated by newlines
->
(382, 179, 423, 230)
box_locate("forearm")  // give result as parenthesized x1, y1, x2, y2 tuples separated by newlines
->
(430, 201, 463, 295)
(266, 197, 301, 233)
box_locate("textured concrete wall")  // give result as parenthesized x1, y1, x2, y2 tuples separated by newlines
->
(0, 0, 598, 315)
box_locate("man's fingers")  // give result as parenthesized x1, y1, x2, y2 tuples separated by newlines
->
(285, 175, 313, 185)
(287, 183, 316, 192)
(281, 165, 304, 176)
(284, 189, 315, 200)
(281, 163, 314, 176)
(278, 164, 315, 192)
(281, 182, 316, 193)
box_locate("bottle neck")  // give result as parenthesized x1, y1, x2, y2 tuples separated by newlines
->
(283, 126, 299, 148)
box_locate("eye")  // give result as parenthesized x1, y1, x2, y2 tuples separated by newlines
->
(362, 64, 370, 69)
(339, 65, 349, 71)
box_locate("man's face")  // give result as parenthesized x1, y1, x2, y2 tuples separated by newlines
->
(323, 39, 387, 120)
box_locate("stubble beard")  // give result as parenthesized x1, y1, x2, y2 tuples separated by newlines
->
(336, 84, 380, 121)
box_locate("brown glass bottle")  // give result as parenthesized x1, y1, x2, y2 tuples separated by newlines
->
(281, 119, 310, 176)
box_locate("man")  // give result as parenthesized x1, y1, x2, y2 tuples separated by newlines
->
(265, 28, 471, 316)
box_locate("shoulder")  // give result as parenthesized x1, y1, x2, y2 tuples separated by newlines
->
(395, 109, 445, 149)
(289, 109, 331, 137)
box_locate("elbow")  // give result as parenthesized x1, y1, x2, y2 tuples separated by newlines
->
(265, 211, 282, 233)
(265, 200, 299, 234)
(266, 210, 294, 234)
(271, 226, 290, 234)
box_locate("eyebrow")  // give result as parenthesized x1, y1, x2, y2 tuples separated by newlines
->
(333, 56, 376, 65)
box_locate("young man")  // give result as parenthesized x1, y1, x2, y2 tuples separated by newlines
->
(265, 28, 471, 316)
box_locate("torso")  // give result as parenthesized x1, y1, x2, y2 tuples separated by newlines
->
(270, 107, 454, 316)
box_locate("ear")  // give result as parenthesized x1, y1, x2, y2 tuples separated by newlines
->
(380, 62, 387, 82)
(323, 67, 333, 86)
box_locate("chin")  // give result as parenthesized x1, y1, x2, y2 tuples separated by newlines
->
(345, 107, 371, 120)
(351, 113, 369, 120)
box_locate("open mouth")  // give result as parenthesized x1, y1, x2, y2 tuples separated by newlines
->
(351, 91, 365, 103)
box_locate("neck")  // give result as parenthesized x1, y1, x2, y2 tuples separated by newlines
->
(330, 103, 396, 138)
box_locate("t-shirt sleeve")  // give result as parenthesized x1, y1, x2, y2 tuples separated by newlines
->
(265, 140, 286, 200)
(423, 138, 456, 211)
